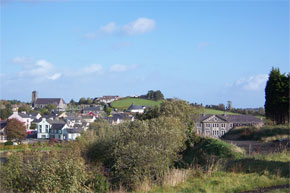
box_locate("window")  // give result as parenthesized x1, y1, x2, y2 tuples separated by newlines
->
(59, 130, 61, 134)
(221, 123, 225, 128)
(46, 125, 48, 129)
(46, 129, 48, 133)
(42, 135, 46, 138)
(206, 123, 211, 127)
(221, 130, 225, 135)
(40, 129, 42, 133)
(39, 125, 42, 129)
(213, 130, 219, 136)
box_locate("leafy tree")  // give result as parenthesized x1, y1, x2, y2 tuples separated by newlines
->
(144, 90, 164, 101)
(6, 118, 26, 143)
(105, 106, 112, 115)
(265, 68, 289, 124)
(0, 105, 13, 120)
(112, 117, 186, 189)
(40, 108, 49, 116)
(46, 104, 57, 112)
(18, 105, 31, 113)
(87, 98, 93, 104)
(70, 99, 76, 105)
(154, 90, 164, 100)
(79, 97, 86, 104)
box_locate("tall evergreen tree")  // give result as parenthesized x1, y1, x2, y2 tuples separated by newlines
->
(265, 68, 289, 124)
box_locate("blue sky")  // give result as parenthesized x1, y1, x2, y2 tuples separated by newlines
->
(0, 0, 289, 108)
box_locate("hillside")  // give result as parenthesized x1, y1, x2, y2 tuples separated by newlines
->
(204, 108, 240, 115)
(111, 98, 162, 110)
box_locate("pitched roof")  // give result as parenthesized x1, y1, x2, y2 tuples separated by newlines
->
(197, 114, 263, 123)
(128, 103, 145, 110)
(18, 112, 32, 119)
(51, 123, 66, 130)
(29, 112, 40, 117)
(35, 98, 66, 105)
(222, 114, 263, 123)
(83, 106, 102, 112)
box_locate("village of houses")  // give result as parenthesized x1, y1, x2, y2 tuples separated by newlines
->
(0, 91, 263, 144)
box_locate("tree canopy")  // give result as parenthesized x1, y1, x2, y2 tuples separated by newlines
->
(6, 118, 27, 143)
(265, 68, 289, 124)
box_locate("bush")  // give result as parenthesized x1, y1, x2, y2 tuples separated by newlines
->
(0, 144, 4, 150)
(87, 172, 110, 193)
(0, 151, 109, 193)
(112, 117, 187, 189)
(4, 141, 13, 145)
(181, 138, 244, 167)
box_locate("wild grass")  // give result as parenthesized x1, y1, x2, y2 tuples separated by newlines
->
(150, 171, 289, 193)
(111, 98, 162, 110)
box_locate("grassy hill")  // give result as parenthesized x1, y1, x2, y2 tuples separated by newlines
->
(204, 108, 240, 115)
(111, 98, 162, 110)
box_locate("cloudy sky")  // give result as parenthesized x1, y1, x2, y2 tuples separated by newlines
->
(0, 0, 289, 108)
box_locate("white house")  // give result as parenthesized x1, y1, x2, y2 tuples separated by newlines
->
(8, 112, 33, 131)
(36, 118, 51, 139)
(127, 104, 148, 114)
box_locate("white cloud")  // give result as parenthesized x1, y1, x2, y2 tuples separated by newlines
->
(109, 64, 127, 72)
(13, 57, 61, 81)
(231, 74, 268, 91)
(83, 64, 103, 74)
(85, 17, 156, 38)
(122, 17, 156, 35)
(47, 73, 61, 80)
(100, 22, 118, 34)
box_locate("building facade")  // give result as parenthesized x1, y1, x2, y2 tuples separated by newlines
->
(195, 114, 264, 138)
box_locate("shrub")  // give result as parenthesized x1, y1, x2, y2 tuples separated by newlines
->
(181, 138, 244, 167)
(0, 144, 4, 150)
(87, 172, 110, 193)
(0, 151, 109, 193)
(4, 141, 13, 145)
(112, 117, 187, 189)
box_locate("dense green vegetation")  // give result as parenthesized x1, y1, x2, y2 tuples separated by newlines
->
(150, 171, 289, 193)
(265, 68, 289, 124)
(1, 100, 289, 192)
(222, 125, 290, 141)
(111, 97, 162, 110)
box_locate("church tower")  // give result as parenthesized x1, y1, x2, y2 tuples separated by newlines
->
(32, 91, 38, 106)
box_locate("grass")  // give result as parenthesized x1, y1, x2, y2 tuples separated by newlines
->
(204, 108, 239, 115)
(148, 142, 290, 193)
(222, 125, 290, 141)
(111, 98, 162, 110)
(150, 171, 289, 193)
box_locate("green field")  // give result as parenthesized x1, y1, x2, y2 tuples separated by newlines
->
(204, 108, 240, 115)
(111, 98, 162, 110)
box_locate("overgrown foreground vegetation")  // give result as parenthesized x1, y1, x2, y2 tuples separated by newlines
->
(1, 101, 289, 193)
